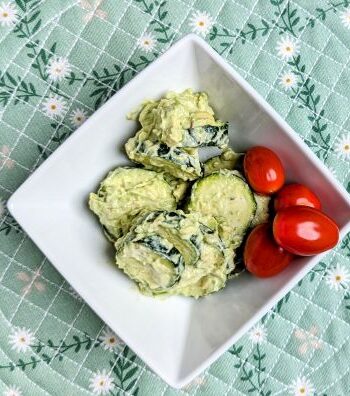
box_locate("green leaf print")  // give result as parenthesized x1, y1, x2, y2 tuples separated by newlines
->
(306, 1, 350, 28)
(0, 71, 40, 106)
(271, 291, 291, 318)
(150, 1, 175, 44)
(1, 333, 101, 372)
(134, 0, 155, 15)
(271, 1, 301, 36)
(287, 55, 329, 160)
(344, 292, 350, 311)
(297, 261, 327, 286)
(0, 214, 22, 236)
(341, 233, 350, 257)
(66, 55, 154, 110)
(110, 346, 140, 395)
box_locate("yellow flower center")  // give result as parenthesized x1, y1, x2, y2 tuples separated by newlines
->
(99, 380, 104, 386)
(286, 46, 292, 52)
(55, 68, 62, 73)
(3, 12, 8, 17)
(344, 144, 350, 151)
(77, 116, 81, 121)
(300, 388, 305, 394)
(20, 336, 26, 343)
(50, 104, 57, 110)
(286, 78, 291, 83)
(144, 40, 149, 45)
(335, 275, 342, 281)
(109, 337, 115, 343)
(199, 21, 205, 26)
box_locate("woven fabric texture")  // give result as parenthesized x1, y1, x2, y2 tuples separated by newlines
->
(1, 0, 350, 395)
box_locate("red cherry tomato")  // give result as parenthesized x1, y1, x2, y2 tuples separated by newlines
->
(244, 146, 285, 194)
(273, 207, 339, 256)
(274, 183, 321, 211)
(244, 223, 294, 278)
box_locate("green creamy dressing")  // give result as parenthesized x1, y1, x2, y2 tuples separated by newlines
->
(125, 89, 226, 180)
(115, 211, 234, 298)
(89, 168, 178, 241)
(128, 89, 217, 146)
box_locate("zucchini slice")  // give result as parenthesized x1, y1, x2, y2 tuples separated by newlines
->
(203, 148, 243, 176)
(125, 132, 202, 181)
(88, 167, 176, 241)
(180, 123, 229, 148)
(187, 169, 257, 248)
(115, 210, 232, 297)
(250, 193, 271, 228)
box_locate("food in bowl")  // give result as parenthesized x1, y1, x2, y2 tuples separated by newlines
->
(89, 89, 339, 297)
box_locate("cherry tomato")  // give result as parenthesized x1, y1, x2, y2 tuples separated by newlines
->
(273, 207, 339, 256)
(244, 146, 285, 194)
(244, 223, 294, 278)
(274, 183, 321, 211)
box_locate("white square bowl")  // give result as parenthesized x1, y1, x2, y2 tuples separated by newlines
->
(8, 34, 350, 388)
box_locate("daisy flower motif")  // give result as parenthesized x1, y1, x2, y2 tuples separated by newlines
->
(42, 94, 67, 119)
(294, 325, 322, 355)
(248, 323, 267, 344)
(189, 10, 213, 37)
(276, 35, 300, 60)
(9, 327, 35, 353)
(279, 71, 298, 91)
(89, 370, 114, 395)
(46, 56, 71, 82)
(69, 108, 88, 127)
(0, 196, 5, 219)
(334, 134, 350, 160)
(137, 33, 156, 53)
(3, 385, 22, 396)
(340, 7, 350, 29)
(99, 326, 122, 352)
(0, 2, 18, 27)
(325, 264, 350, 291)
(289, 376, 315, 396)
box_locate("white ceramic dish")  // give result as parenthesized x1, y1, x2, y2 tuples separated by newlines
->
(8, 34, 350, 389)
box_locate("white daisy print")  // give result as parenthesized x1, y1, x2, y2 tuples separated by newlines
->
(0, 196, 5, 218)
(46, 56, 71, 82)
(334, 134, 350, 160)
(279, 71, 298, 91)
(89, 370, 114, 395)
(3, 385, 22, 396)
(69, 108, 88, 127)
(137, 33, 156, 53)
(276, 35, 300, 60)
(325, 264, 350, 291)
(42, 94, 67, 119)
(9, 327, 35, 353)
(0, 2, 18, 27)
(99, 326, 122, 352)
(289, 376, 315, 396)
(248, 323, 267, 344)
(340, 7, 350, 29)
(189, 10, 213, 37)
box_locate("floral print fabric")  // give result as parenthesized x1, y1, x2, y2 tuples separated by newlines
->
(1, 0, 350, 395)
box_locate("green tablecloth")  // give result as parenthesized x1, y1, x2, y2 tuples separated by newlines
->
(1, 0, 350, 395)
